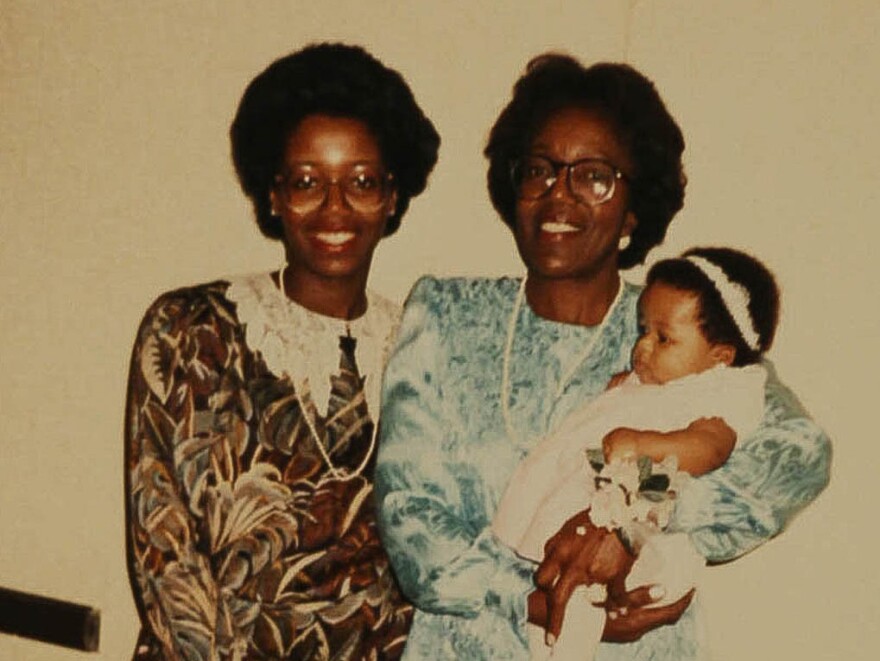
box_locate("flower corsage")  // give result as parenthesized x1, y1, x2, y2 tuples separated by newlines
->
(585, 449, 688, 553)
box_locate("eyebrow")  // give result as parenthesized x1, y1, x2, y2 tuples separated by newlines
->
(526, 145, 614, 161)
(283, 160, 384, 168)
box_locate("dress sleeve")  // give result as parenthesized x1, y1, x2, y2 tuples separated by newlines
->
(375, 278, 535, 636)
(125, 289, 247, 661)
(668, 361, 832, 562)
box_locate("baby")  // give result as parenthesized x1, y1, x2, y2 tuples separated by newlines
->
(493, 247, 780, 660)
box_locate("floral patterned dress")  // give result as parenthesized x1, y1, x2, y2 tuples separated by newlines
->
(125, 273, 411, 660)
(375, 276, 831, 661)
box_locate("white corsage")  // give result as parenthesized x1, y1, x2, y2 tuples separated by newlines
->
(585, 450, 687, 552)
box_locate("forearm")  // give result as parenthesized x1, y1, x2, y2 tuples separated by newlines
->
(377, 459, 535, 621)
(127, 440, 229, 660)
(668, 364, 832, 562)
(626, 427, 731, 476)
(125, 298, 239, 660)
(376, 277, 534, 626)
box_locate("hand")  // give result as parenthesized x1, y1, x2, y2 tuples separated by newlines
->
(602, 427, 640, 463)
(527, 589, 549, 627)
(686, 416, 731, 434)
(602, 584, 695, 642)
(534, 511, 633, 643)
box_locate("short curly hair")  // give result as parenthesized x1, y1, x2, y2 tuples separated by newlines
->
(231, 43, 440, 239)
(485, 54, 686, 268)
(645, 247, 780, 366)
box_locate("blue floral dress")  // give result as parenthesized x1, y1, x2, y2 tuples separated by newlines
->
(375, 277, 831, 660)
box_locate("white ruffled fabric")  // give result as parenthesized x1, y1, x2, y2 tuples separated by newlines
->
(495, 364, 766, 661)
(494, 363, 767, 561)
(226, 272, 401, 416)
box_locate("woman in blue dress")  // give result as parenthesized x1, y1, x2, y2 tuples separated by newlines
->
(375, 54, 830, 660)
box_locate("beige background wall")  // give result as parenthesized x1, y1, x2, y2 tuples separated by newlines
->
(1, 1, 877, 658)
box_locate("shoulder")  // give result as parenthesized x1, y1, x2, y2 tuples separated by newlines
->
(129, 280, 248, 402)
(137, 278, 240, 339)
(760, 360, 821, 425)
(386, 277, 520, 365)
(404, 275, 521, 318)
(677, 363, 766, 392)
(366, 288, 402, 328)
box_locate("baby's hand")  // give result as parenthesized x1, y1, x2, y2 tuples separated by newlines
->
(602, 427, 640, 463)
(605, 371, 631, 390)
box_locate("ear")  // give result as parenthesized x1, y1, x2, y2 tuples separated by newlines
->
(269, 186, 281, 217)
(710, 343, 736, 366)
(622, 210, 637, 237)
(386, 186, 399, 218)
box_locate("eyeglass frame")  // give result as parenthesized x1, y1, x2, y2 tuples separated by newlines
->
(510, 155, 630, 206)
(273, 165, 396, 213)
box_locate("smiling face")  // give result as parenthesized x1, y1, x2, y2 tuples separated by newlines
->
(633, 282, 734, 385)
(270, 114, 396, 287)
(513, 106, 636, 282)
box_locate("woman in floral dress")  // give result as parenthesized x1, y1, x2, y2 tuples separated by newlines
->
(124, 43, 439, 660)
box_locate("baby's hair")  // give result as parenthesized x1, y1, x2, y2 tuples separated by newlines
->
(644, 247, 780, 366)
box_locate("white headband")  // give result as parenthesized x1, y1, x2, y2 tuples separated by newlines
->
(685, 255, 761, 351)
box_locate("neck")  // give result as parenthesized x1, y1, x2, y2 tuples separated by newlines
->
(279, 266, 368, 320)
(525, 269, 621, 326)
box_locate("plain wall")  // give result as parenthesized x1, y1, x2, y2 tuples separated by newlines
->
(1, 1, 877, 658)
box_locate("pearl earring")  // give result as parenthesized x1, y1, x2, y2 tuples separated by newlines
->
(618, 234, 631, 251)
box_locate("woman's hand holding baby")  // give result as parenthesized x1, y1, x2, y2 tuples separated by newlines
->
(532, 511, 633, 643)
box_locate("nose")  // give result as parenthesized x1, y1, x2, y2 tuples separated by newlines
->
(632, 335, 651, 365)
(548, 166, 577, 201)
(321, 180, 351, 211)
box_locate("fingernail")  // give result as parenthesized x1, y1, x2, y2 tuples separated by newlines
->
(545, 633, 556, 646)
(649, 585, 666, 601)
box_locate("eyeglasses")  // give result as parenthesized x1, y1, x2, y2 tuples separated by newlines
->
(275, 164, 394, 213)
(512, 155, 628, 206)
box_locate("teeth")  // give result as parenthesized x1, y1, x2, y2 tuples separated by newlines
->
(541, 221, 579, 234)
(316, 232, 355, 245)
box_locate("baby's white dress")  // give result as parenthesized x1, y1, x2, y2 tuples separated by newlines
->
(493, 364, 766, 661)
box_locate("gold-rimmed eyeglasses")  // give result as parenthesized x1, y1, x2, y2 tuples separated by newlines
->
(275, 164, 394, 213)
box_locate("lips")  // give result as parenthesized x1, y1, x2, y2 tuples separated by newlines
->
(540, 221, 581, 234)
(309, 230, 357, 251)
(537, 206, 586, 235)
(314, 231, 355, 245)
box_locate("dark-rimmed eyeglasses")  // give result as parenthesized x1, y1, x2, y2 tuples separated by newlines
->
(275, 164, 394, 213)
(512, 155, 628, 206)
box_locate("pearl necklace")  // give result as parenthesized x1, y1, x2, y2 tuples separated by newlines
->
(279, 264, 377, 481)
(501, 276, 625, 444)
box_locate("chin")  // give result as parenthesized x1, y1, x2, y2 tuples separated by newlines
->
(635, 370, 659, 385)
(297, 260, 363, 282)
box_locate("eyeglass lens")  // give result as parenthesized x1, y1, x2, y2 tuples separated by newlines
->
(516, 156, 618, 204)
(280, 165, 389, 211)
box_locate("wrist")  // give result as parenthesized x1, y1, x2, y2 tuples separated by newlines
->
(527, 590, 548, 627)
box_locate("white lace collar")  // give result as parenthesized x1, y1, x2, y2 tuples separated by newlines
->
(226, 272, 401, 416)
